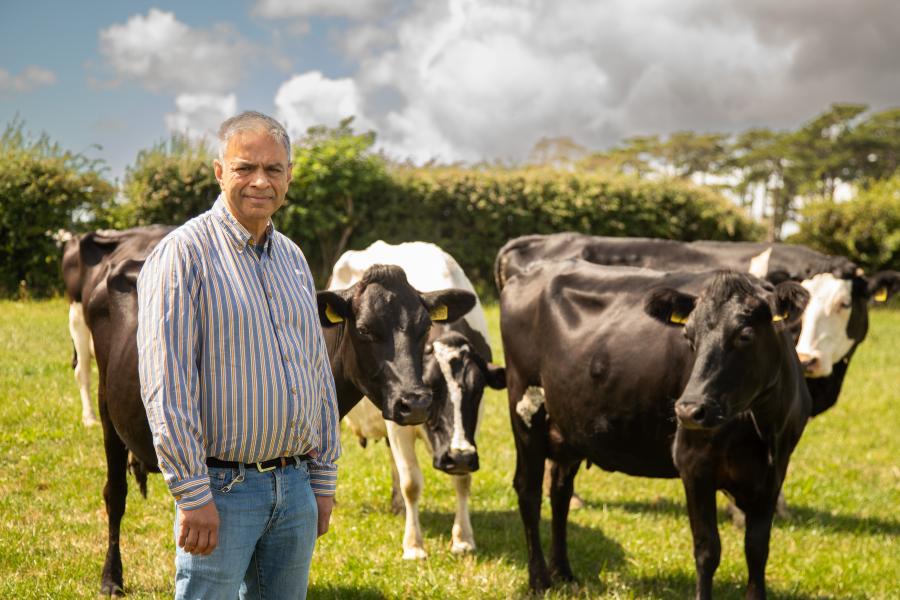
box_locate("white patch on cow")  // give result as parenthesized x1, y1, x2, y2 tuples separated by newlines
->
(68, 302, 98, 426)
(516, 386, 545, 427)
(432, 340, 475, 454)
(796, 273, 855, 378)
(748, 247, 772, 278)
(328, 240, 491, 345)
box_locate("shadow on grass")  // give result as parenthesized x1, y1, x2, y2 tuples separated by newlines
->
(595, 496, 900, 536)
(418, 508, 625, 596)
(310, 584, 387, 599)
(627, 570, 864, 600)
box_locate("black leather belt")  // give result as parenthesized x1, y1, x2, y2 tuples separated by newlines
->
(206, 454, 312, 472)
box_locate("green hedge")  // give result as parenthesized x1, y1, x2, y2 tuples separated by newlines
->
(789, 176, 900, 273)
(0, 126, 114, 298)
(338, 167, 763, 297)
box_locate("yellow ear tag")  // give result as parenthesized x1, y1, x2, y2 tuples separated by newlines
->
(772, 312, 787, 323)
(874, 287, 888, 303)
(429, 305, 449, 321)
(325, 304, 344, 324)
(669, 312, 688, 325)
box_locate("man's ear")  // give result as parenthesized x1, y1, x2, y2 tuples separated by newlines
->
(420, 289, 476, 323)
(316, 287, 355, 328)
(773, 281, 809, 327)
(643, 288, 697, 326)
(867, 270, 900, 303)
(213, 158, 224, 185)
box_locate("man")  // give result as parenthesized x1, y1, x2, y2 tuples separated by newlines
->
(137, 111, 340, 599)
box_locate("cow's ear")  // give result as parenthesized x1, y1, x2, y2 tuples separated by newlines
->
(484, 363, 507, 390)
(316, 288, 354, 328)
(107, 259, 144, 295)
(866, 271, 900, 303)
(421, 289, 476, 323)
(772, 281, 809, 326)
(643, 288, 697, 327)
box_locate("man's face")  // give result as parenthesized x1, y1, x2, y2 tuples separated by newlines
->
(214, 128, 292, 235)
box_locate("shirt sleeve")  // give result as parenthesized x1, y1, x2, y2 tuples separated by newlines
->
(299, 255, 341, 496)
(137, 237, 210, 510)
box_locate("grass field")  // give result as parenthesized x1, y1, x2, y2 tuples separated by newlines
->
(1, 298, 898, 599)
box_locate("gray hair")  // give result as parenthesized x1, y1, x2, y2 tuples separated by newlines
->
(217, 111, 292, 162)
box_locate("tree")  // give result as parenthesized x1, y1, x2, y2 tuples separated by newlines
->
(279, 118, 393, 285)
(0, 120, 114, 297)
(106, 133, 219, 228)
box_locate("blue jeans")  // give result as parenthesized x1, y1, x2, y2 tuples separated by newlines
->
(174, 459, 318, 600)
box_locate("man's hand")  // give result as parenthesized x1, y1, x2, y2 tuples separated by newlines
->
(315, 495, 334, 537)
(178, 501, 220, 555)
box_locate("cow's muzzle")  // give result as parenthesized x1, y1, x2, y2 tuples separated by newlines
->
(675, 398, 724, 430)
(434, 449, 479, 475)
(383, 390, 432, 425)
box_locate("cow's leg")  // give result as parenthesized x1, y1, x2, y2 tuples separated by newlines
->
(385, 422, 426, 559)
(450, 473, 475, 554)
(99, 397, 129, 596)
(548, 459, 580, 582)
(742, 499, 776, 600)
(682, 474, 720, 600)
(68, 302, 98, 426)
(543, 459, 584, 510)
(387, 442, 404, 515)
(509, 383, 551, 592)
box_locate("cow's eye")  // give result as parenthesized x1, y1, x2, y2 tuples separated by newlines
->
(356, 325, 376, 341)
(735, 327, 754, 347)
(840, 301, 851, 310)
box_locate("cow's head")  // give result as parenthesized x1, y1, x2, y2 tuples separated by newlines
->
(795, 270, 900, 378)
(317, 264, 476, 425)
(645, 272, 809, 430)
(422, 331, 506, 475)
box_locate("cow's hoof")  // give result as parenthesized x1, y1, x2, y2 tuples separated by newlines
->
(528, 572, 552, 594)
(551, 566, 577, 583)
(569, 493, 585, 511)
(450, 540, 475, 554)
(402, 547, 427, 560)
(99, 581, 125, 597)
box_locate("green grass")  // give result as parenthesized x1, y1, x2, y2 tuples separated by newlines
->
(1, 298, 898, 599)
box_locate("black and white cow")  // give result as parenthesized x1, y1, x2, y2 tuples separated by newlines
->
(501, 260, 811, 597)
(495, 233, 900, 416)
(332, 241, 505, 559)
(62, 227, 174, 426)
(73, 226, 475, 595)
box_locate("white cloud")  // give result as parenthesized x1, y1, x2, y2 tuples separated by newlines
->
(274, 71, 373, 139)
(254, 0, 392, 20)
(98, 9, 254, 94)
(164, 94, 238, 143)
(0, 65, 56, 93)
(311, 0, 900, 164)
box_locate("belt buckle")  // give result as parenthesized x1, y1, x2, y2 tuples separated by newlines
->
(255, 461, 277, 472)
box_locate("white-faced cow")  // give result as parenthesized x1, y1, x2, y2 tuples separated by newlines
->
(500, 260, 811, 597)
(331, 241, 505, 559)
(75, 226, 475, 595)
(495, 233, 900, 416)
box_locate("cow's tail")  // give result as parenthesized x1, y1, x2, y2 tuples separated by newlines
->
(128, 453, 150, 498)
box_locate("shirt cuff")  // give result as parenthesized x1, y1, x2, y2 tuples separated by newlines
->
(169, 475, 213, 510)
(308, 462, 337, 496)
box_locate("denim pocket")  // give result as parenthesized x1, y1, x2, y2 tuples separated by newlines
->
(208, 467, 243, 493)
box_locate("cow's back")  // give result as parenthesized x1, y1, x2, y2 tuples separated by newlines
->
(501, 260, 710, 477)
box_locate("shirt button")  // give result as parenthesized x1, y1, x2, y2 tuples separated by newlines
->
(290, 387, 298, 395)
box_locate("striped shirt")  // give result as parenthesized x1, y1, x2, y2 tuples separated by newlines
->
(137, 197, 340, 509)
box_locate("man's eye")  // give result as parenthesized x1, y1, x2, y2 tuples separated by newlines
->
(235, 166, 251, 173)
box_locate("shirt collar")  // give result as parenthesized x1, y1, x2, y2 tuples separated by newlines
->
(213, 195, 276, 256)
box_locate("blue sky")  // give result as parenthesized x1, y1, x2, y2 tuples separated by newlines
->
(2, 0, 898, 182)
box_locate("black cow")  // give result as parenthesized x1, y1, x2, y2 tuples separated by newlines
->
(495, 232, 900, 416)
(500, 260, 810, 597)
(79, 237, 474, 596)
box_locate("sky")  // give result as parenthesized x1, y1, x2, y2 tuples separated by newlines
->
(1, 0, 899, 182)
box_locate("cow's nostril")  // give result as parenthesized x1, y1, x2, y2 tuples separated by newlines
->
(691, 405, 706, 423)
